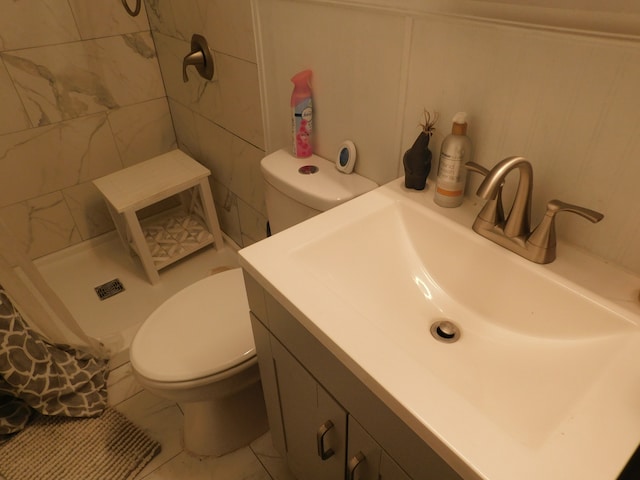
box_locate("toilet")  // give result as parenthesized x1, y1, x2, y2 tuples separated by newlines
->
(130, 268, 267, 456)
(129, 148, 376, 457)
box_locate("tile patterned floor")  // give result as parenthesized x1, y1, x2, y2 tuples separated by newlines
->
(109, 365, 296, 480)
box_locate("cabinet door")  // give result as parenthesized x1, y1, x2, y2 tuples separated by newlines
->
(380, 451, 412, 480)
(250, 314, 286, 454)
(347, 415, 381, 480)
(271, 338, 347, 480)
(348, 416, 412, 480)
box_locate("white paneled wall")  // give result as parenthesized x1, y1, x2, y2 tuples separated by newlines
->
(406, 18, 640, 271)
(254, 0, 640, 275)
(257, 1, 409, 185)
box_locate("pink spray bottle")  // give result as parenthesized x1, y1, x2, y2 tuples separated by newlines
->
(290, 70, 313, 158)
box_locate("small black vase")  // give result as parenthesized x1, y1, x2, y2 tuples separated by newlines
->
(403, 131, 432, 190)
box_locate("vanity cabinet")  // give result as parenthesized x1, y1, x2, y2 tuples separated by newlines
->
(245, 271, 462, 480)
(271, 337, 347, 480)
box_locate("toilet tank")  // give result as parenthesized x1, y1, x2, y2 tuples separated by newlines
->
(261, 149, 378, 234)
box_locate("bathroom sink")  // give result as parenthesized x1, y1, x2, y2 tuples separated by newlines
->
(240, 178, 640, 479)
(293, 199, 633, 340)
(290, 194, 636, 446)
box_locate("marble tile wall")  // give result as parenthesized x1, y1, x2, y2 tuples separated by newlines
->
(145, 0, 267, 248)
(0, 0, 176, 259)
(255, 0, 640, 275)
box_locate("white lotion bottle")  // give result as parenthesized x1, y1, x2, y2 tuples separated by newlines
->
(434, 112, 472, 208)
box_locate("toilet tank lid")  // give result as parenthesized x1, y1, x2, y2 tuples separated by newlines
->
(261, 149, 378, 212)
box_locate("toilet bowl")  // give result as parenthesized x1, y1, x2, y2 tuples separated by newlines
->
(129, 149, 375, 457)
(130, 268, 268, 456)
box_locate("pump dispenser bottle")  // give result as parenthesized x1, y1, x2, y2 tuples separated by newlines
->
(290, 69, 313, 158)
(434, 112, 472, 208)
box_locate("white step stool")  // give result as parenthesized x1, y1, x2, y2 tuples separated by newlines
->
(93, 150, 223, 284)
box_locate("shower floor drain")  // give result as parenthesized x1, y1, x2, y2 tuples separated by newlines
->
(95, 279, 125, 300)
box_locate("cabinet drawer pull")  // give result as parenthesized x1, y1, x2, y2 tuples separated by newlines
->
(348, 451, 366, 480)
(316, 420, 335, 460)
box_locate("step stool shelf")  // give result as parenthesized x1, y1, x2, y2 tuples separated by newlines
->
(138, 209, 214, 270)
(93, 150, 223, 284)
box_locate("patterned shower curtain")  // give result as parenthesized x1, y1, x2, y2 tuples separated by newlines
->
(0, 286, 109, 437)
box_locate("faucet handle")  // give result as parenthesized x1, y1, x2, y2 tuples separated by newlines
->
(182, 34, 214, 83)
(183, 50, 205, 82)
(466, 162, 505, 225)
(546, 200, 604, 223)
(527, 199, 604, 262)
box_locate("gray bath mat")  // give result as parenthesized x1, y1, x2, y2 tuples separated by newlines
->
(0, 407, 161, 480)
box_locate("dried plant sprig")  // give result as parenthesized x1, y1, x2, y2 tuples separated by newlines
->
(420, 109, 438, 136)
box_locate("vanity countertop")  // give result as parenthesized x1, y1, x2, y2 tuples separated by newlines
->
(239, 178, 640, 480)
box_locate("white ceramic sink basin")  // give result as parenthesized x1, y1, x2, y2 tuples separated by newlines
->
(291, 196, 636, 446)
(293, 199, 632, 340)
(240, 178, 640, 479)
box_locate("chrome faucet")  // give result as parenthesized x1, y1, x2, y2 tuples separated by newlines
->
(468, 156, 604, 264)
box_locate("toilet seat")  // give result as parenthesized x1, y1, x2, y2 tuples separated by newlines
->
(130, 268, 255, 383)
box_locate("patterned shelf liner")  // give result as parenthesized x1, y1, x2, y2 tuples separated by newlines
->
(141, 211, 214, 268)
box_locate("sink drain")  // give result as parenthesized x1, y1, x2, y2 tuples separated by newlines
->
(430, 319, 460, 343)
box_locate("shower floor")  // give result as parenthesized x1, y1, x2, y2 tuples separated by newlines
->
(34, 230, 240, 367)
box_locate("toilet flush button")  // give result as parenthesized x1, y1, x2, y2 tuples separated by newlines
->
(298, 165, 319, 174)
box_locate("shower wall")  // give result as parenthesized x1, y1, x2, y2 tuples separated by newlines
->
(145, 0, 267, 248)
(0, 0, 176, 260)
